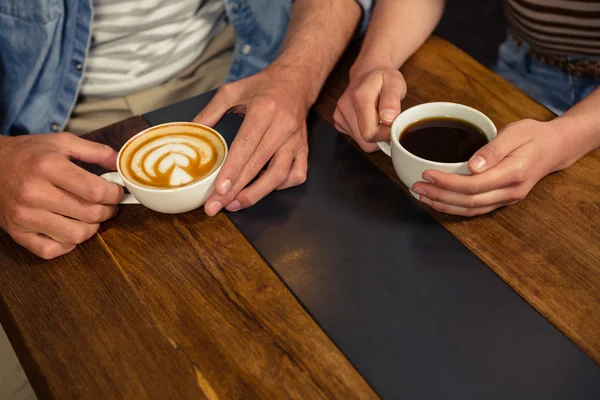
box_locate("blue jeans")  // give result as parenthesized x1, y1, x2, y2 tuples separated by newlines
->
(493, 37, 600, 115)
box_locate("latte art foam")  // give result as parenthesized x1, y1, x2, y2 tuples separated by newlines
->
(120, 124, 225, 189)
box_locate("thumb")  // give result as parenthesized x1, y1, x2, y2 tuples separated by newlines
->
(58, 133, 118, 171)
(468, 126, 527, 173)
(378, 71, 406, 125)
(193, 84, 241, 127)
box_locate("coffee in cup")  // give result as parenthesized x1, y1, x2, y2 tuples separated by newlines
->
(378, 102, 497, 198)
(399, 117, 489, 163)
(119, 123, 225, 189)
(101, 122, 228, 214)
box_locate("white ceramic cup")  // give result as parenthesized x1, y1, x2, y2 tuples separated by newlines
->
(377, 102, 497, 198)
(100, 122, 228, 214)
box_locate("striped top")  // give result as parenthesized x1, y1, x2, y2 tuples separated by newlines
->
(505, 0, 600, 57)
(81, 0, 226, 97)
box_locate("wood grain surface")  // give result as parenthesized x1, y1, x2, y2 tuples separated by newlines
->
(317, 36, 600, 363)
(1, 35, 598, 400)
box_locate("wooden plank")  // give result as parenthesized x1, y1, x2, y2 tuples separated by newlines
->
(316, 36, 600, 363)
(0, 231, 203, 399)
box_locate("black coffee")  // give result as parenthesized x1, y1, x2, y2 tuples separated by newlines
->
(399, 117, 488, 163)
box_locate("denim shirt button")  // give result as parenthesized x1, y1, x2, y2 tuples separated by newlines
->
(50, 123, 60, 132)
(231, 2, 240, 11)
(241, 44, 252, 55)
(75, 62, 83, 71)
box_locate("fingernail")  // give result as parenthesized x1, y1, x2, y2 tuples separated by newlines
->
(205, 201, 223, 216)
(413, 187, 426, 196)
(423, 174, 435, 184)
(218, 179, 231, 195)
(470, 156, 487, 172)
(420, 196, 433, 206)
(381, 109, 397, 123)
(226, 200, 241, 212)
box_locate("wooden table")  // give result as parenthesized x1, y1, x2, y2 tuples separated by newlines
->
(1, 36, 599, 399)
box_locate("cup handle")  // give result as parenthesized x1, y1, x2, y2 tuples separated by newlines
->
(100, 172, 139, 204)
(377, 141, 392, 157)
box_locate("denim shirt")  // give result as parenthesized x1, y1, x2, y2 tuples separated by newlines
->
(0, 0, 372, 135)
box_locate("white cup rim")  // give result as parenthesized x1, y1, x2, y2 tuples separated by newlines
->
(116, 121, 228, 193)
(390, 102, 496, 167)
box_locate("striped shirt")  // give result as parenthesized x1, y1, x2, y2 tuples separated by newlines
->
(81, 0, 226, 97)
(505, 0, 600, 57)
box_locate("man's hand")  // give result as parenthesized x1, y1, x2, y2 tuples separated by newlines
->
(0, 133, 124, 259)
(192, 0, 361, 216)
(194, 68, 310, 216)
(334, 67, 407, 152)
(411, 119, 568, 216)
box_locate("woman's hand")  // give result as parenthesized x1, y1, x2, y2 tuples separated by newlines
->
(334, 67, 407, 152)
(412, 119, 568, 216)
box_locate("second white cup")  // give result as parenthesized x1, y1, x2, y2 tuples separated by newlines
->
(378, 102, 497, 198)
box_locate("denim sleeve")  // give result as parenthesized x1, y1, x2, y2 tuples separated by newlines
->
(354, 0, 373, 35)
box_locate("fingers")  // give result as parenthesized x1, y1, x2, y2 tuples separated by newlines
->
(338, 102, 362, 143)
(334, 122, 349, 135)
(421, 158, 527, 195)
(44, 155, 124, 204)
(333, 108, 350, 135)
(213, 98, 282, 196)
(336, 105, 381, 153)
(205, 118, 300, 215)
(11, 207, 99, 246)
(278, 149, 308, 190)
(225, 148, 296, 211)
(348, 73, 391, 143)
(205, 133, 308, 216)
(412, 119, 545, 217)
(193, 84, 241, 127)
(20, 182, 118, 223)
(0, 133, 121, 260)
(468, 124, 531, 173)
(412, 182, 527, 209)
(334, 107, 380, 152)
(413, 156, 533, 217)
(13, 232, 75, 260)
(55, 132, 119, 171)
(418, 196, 514, 217)
(354, 73, 387, 142)
(378, 71, 406, 125)
(335, 69, 402, 150)
(364, 125, 393, 146)
(225, 145, 308, 211)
